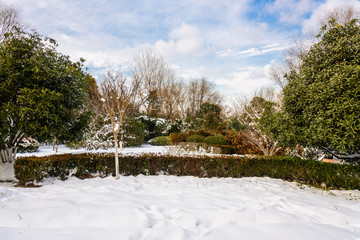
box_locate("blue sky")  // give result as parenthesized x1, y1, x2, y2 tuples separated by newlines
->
(4, 0, 360, 103)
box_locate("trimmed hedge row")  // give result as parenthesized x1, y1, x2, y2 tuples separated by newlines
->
(14, 153, 360, 190)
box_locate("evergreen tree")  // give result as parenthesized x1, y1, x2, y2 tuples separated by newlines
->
(281, 19, 360, 161)
(0, 29, 91, 163)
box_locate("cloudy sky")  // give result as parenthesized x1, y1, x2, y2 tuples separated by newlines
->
(4, 0, 360, 103)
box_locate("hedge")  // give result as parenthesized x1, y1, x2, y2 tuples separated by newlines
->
(14, 154, 360, 190)
(148, 136, 171, 146)
(204, 135, 228, 145)
(187, 135, 205, 143)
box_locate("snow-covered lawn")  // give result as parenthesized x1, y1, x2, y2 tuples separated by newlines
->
(0, 175, 360, 240)
(17, 144, 167, 158)
(0, 144, 359, 239)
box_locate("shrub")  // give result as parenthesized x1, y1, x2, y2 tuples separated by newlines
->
(169, 132, 187, 144)
(124, 119, 145, 147)
(213, 144, 235, 154)
(137, 116, 170, 141)
(188, 129, 213, 137)
(225, 131, 261, 155)
(65, 141, 84, 149)
(83, 117, 145, 150)
(204, 135, 227, 145)
(168, 119, 188, 134)
(173, 142, 234, 154)
(17, 137, 40, 153)
(148, 136, 171, 146)
(15, 153, 360, 190)
(187, 135, 205, 143)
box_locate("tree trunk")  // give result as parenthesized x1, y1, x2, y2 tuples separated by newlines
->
(114, 134, 120, 180)
(0, 146, 16, 163)
(119, 132, 124, 152)
(53, 139, 59, 153)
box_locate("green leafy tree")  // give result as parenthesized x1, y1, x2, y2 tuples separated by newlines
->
(0, 29, 91, 163)
(199, 103, 223, 130)
(237, 96, 280, 156)
(281, 19, 360, 161)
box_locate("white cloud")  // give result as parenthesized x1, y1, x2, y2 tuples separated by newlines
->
(155, 23, 206, 57)
(2, 0, 289, 99)
(206, 18, 287, 49)
(267, 0, 318, 25)
(216, 65, 273, 94)
(302, 0, 360, 34)
(216, 44, 289, 58)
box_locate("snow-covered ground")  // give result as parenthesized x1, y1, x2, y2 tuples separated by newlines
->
(0, 145, 359, 239)
(0, 176, 360, 240)
(17, 144, 167, 158)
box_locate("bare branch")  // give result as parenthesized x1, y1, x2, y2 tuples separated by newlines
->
(0, 2, 23, 42)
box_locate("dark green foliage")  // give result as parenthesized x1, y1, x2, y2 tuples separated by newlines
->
(184, 103, 225, 131)
(137, 116, 169, 141)
(65, 141, 84, 150)
(187, 135, 205, 143)
(281, 19, 360, 159)
(184, 114, 202, 130)
(0, 29, 91, 153)
(199, 103, 223, 130)
(124, 118, 145, 146)
(188, 129, 213, 137)
(148, 136, 170, 146)
(227, 118, 246, 132)
(204, 135, 228, 145)
(212, 144, 235, 154)
(15, 154, 360, 190)
(168, 119, 187, 134)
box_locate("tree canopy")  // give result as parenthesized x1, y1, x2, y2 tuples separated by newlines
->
(280, 19, 360, 159)
(0, 29, 91, 162)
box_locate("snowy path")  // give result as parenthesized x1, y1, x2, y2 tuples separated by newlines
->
(1, 175, 360, 240)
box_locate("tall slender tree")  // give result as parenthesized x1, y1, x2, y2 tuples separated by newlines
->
(96, 69, 142, 179)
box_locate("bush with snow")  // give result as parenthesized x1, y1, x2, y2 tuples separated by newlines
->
(17, 137, 40, 153)
(83, 116, 144, 150)
(137, 115, 170, 141)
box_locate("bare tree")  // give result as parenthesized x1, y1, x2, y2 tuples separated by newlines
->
(233, 88, 280, 156)
(269, 38, 312, 90)
(186, 78, 222, 117)
(319, 5, 359, 30)
(160, 72, 183, 119)
(130, 50, 171, 117)
(130, 50, 222, 120)
(97, 69, 142, 180)
(0, 2, 22, 42)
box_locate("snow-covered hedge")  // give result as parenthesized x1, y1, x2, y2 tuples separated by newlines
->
(15, 154, 360, 190)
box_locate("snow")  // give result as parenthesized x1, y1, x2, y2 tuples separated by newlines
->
(0, 176, 360, 239)
(114, 123, 119, 132)
(16, 144, 167, 158)
(0, 162, 15, 181)
(1, 145, 359, 239)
